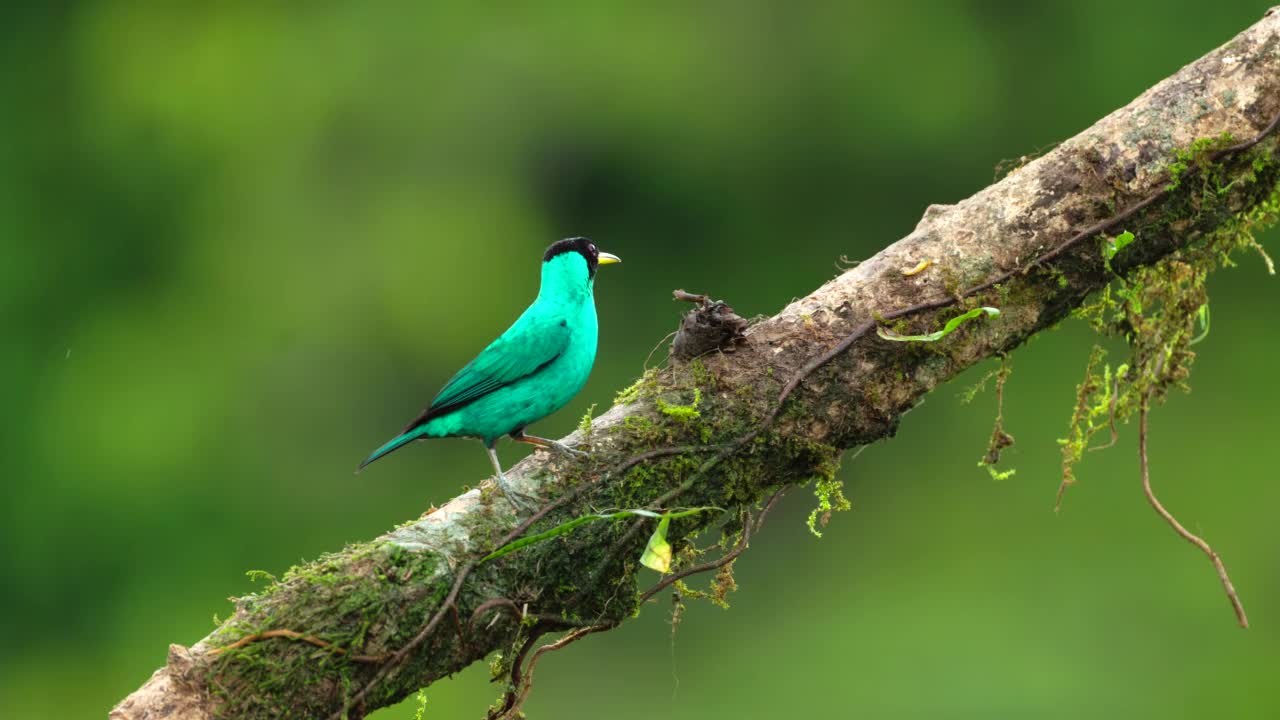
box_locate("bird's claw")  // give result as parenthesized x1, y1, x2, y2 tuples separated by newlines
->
(540, 440, 587, 459)
(493, 475, 542, 514)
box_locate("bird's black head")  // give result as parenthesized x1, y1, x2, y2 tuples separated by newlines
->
(542, 237, 620, 278)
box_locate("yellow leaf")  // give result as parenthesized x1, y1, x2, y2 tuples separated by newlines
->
(640, 515, 673, 573)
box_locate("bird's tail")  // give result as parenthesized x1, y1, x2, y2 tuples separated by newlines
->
(357, 428, 426, 472)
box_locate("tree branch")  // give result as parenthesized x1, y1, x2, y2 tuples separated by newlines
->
(113, 9, 1280, 719)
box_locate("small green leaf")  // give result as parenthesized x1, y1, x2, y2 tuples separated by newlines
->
(245, 569, 277, 584)
(877, 307, 1001, 343)
(978, 462, 1017, 481)
(1190, 303, 1211, 345)
(1103, 231, 1136, 270)
(1104, 230, 1135, 260)
(639, 515, 673, 573)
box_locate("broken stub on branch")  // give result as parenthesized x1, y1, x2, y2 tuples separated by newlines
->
(671, 289, 749, 361)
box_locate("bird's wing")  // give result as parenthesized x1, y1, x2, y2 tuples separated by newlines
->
(404, 309, 571, 432)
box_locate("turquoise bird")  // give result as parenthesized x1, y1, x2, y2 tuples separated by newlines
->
(359, 237, 621, 510)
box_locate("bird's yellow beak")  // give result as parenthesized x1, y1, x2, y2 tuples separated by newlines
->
(598, 252, 622, 266)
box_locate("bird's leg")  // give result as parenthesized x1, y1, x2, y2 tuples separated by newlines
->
(510, 429, 587, 459)
(486, 446, 538, 513)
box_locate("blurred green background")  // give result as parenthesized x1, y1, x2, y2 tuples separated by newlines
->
(4, 2, 1278, 718)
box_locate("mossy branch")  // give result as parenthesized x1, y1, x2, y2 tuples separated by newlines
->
(113, 10, 1280, 720)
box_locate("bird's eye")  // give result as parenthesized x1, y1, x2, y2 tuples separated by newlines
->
(588, 244, 597, 254)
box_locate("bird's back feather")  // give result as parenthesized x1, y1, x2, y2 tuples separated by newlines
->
(402, 307, 571, 433)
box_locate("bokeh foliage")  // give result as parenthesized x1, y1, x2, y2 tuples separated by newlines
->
(3, 2, 1277, 718)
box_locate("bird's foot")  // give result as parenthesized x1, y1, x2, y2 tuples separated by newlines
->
(540, 439, 587, 459)
(512, 432, 588, 459)
(493, 474, 542, 514)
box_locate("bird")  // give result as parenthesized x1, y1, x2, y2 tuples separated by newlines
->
(358, 237, 621, 511)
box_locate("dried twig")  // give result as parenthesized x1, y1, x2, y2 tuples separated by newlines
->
(492, 623, 619, 720)
(1138, 395, 1248, 628)
(980, 356, 1015, 468)
(673, 289, 709, 304)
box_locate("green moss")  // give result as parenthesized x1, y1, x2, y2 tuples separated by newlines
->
(206, 542, 449, 719)
(578, 403, 597, 434)
(608, 451, 702, 509)
(938, 265, 963, 298)
(733, 382, 758, 402)
(689, 358, 716, 388)
(1164, 132, 1236, 192)
(804, 446, 848, 538)
(614, 368, 660, 405)
(673, 560, 738, 610)
(244, 569, 278, 585)
(1057, 131, 1279, 504)
(621, 414, 665, 445)
(411, 690, 428, 720)
(656, 388, 701, 420)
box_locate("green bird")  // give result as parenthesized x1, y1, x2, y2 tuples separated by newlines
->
(359, 237, 621, 511)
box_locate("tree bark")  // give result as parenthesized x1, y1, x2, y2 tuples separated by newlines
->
(113, 9, 1280, 719)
